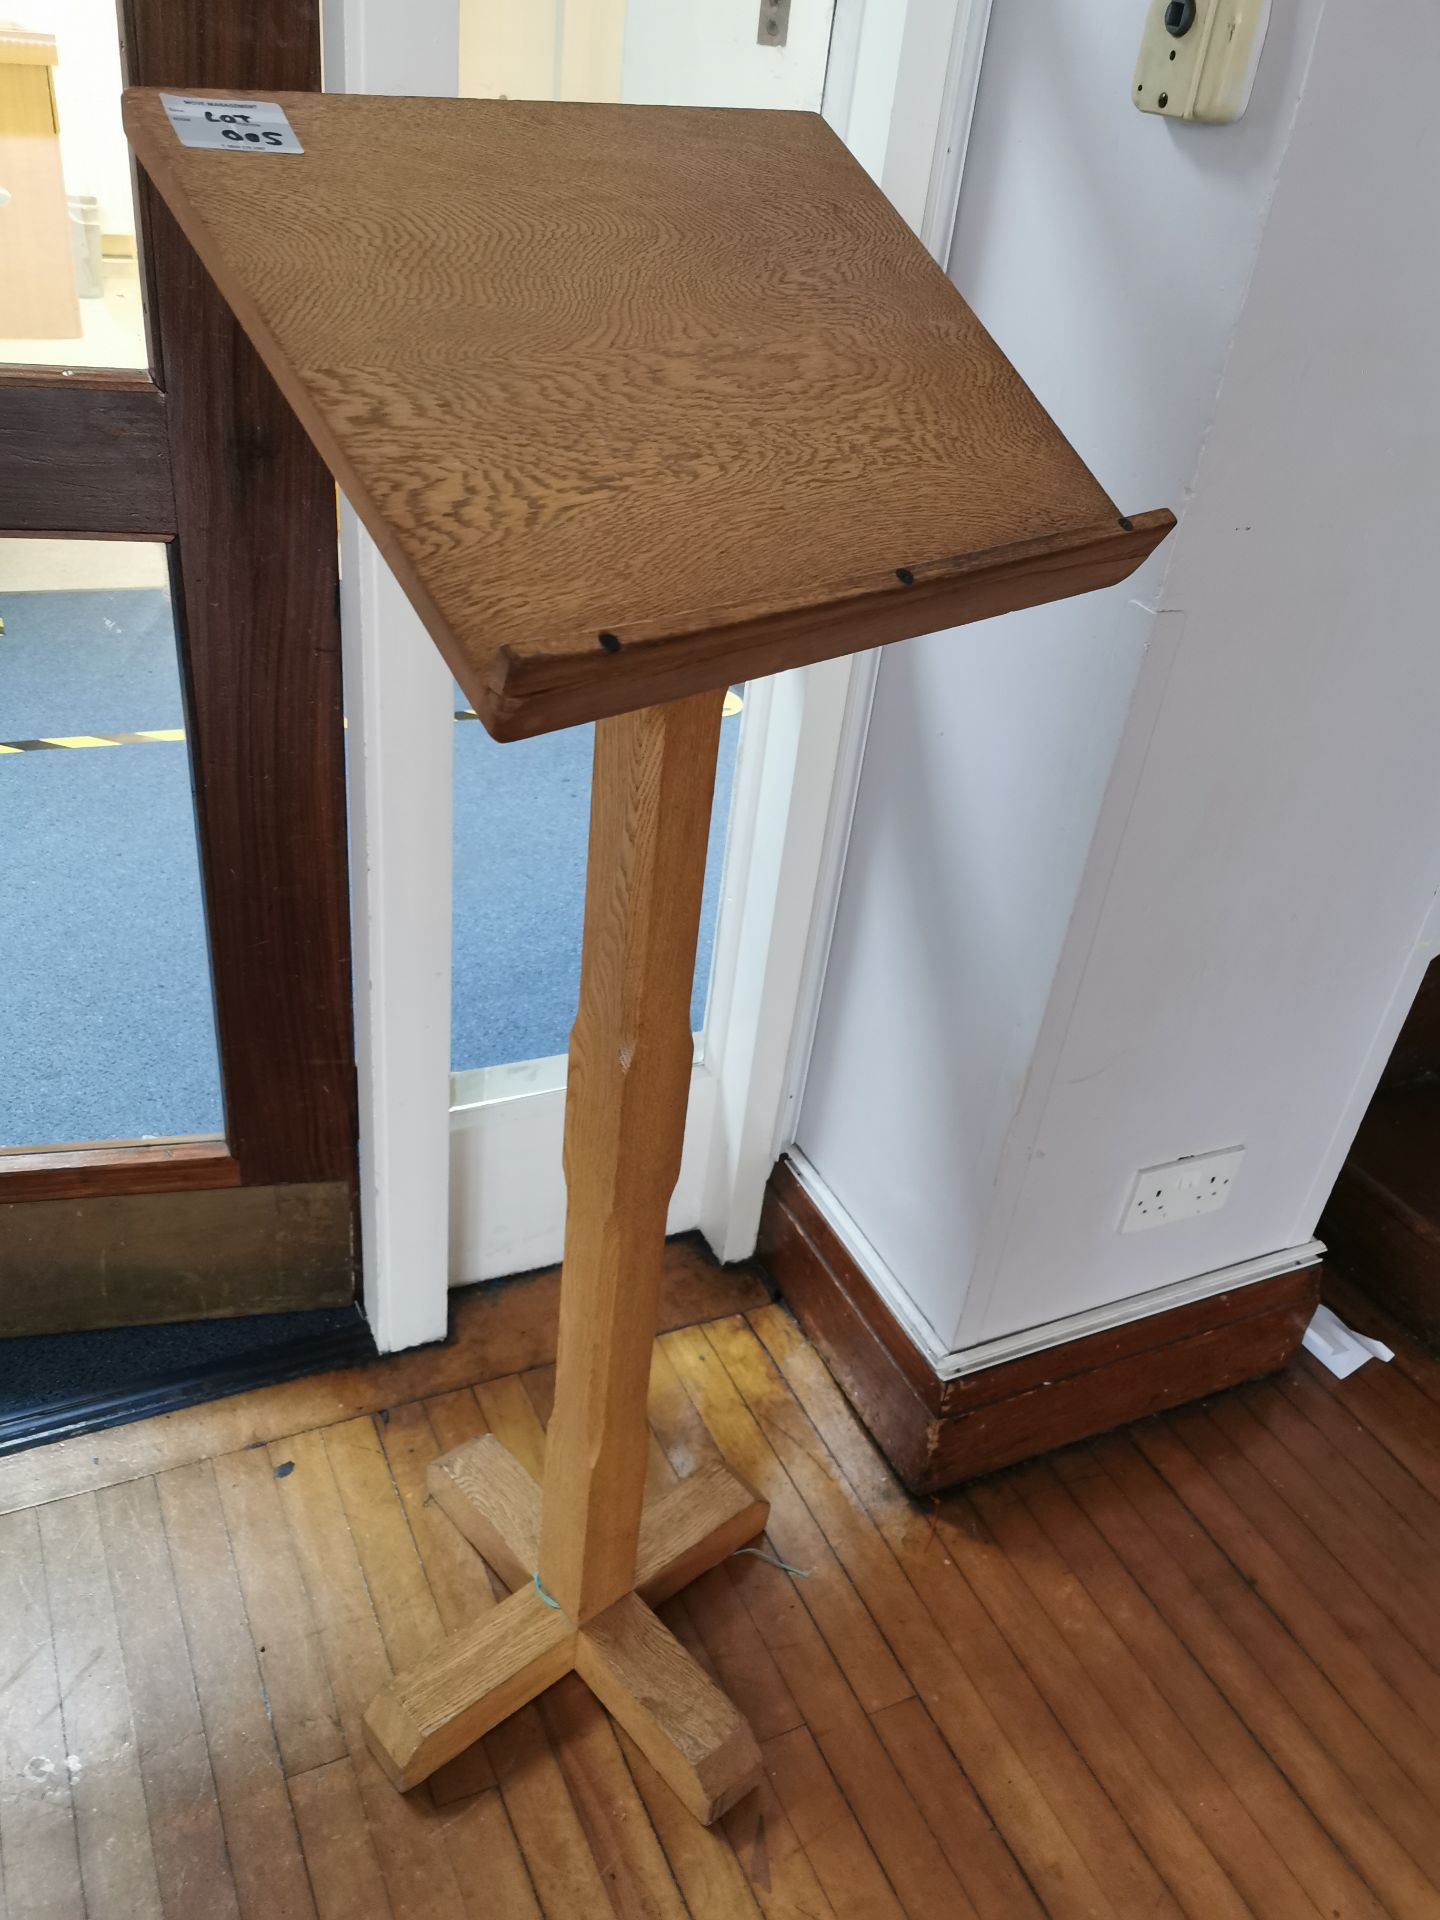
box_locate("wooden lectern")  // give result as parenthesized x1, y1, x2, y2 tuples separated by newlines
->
(124, 89, 1172, 1826)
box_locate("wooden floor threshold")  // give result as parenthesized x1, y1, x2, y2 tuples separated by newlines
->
(0, 1234, 767, 1517)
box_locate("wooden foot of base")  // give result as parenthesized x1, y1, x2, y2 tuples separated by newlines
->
(578, 1592, 762, 1823)
(427, 1431, 769, 1605)
(363, 1580, 574, 1789)
(362, 1435, 769, 1820)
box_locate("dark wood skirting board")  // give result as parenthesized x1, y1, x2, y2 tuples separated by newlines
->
(1322, 1152, 1440, 1347)
(0, 1182, 353, 1337)
(758, 1157, 1321, 1493)
(1318, 1068, 1440, 1348)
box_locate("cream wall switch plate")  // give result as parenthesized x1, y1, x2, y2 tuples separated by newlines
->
(1133, 0, 1271, 124)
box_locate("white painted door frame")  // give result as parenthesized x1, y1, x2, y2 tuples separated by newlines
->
(322, 0, 459, 1351)
(331, 0, 994, 1349)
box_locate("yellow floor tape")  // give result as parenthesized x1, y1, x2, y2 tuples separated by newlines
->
(0, 728, 187, 754)
(3, 700, 742, 754)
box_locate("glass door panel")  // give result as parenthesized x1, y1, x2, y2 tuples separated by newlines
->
(0, 0, 355, 1339)
(0, 3, 148, 368)
(451, 690, 743, 1072)
(449, 0, 830, 1075)
(458, 0, 834, 109)
(0, 538, 222, 1146)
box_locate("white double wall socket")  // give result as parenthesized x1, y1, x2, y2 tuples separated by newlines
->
(1121, 1146, 1246, 1233)
(1133, 0, 1271, 124)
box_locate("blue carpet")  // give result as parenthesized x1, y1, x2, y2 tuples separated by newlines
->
(1, 587, 739, 1147)
(451, 692, 739, 1070)
(1, 588, 223, 1146)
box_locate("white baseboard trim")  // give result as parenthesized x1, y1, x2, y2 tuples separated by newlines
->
(947, 1239, 1326, 1378)
(783, 1149, 1324, 1382)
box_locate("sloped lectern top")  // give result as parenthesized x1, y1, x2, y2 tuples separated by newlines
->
(123, 88, 1170, 739)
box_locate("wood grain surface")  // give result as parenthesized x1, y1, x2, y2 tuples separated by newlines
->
(0, 1236, 769, 1515)
(4, 1284, 1438, 1915)
(364, 1583, 576, 1790)
(539, 692, 725, 1620)
(1322, 1080, 1440, 1346)
(0, 1180, 353, 1336)
(0, 373, 176, 537)
(576, 1592, 762, 1825)
(430, 1432, 766, 1609)
(121, 88, 1172, 738)
(0, 1138, 239, 1204)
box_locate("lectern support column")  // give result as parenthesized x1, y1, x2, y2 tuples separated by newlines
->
(364, 688, 771, 1823)
(540, 688, 724, 1621)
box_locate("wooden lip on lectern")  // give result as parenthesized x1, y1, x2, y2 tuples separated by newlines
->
(120, 88, 1172, 740)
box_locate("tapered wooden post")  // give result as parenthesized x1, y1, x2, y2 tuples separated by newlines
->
(537, 688, 726, 1621)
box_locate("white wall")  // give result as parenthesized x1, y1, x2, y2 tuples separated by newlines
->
(796, 0, 1338, 1356)
(964, 0, 1440, 1343)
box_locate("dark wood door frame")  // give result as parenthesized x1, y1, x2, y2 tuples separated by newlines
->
(0, 2, 355, 1283)
(126, 0, 355, 1189)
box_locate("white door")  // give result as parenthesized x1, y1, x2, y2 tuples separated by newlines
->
(324, 0, 993, 1349)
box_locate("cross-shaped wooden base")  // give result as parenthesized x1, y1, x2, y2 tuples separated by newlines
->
(363, 1433, 769, 1822)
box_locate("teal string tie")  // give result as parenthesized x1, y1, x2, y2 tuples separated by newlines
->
(731, 1546, 810, 1578)
(532, 1569, 562, 1609)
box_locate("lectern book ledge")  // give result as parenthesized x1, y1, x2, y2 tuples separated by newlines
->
(121, 89, 1173, 742)
(123, 86, 1172, 1828)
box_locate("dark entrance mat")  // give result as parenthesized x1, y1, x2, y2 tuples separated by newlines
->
(0, 1304, 377, 1455)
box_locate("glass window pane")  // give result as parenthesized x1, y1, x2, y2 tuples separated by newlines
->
(0, 6, 148, 370)
(447, 0, 831, 1075)
(451, 690, 742, 1071)
(0, 538, 223, 1146)
(457, 0, 832, 110)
